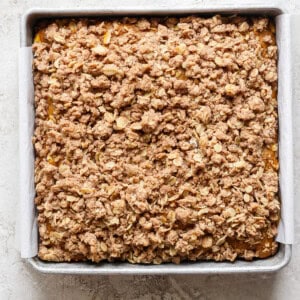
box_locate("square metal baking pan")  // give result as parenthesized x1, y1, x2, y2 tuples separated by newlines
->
(20, 4, 293, 274)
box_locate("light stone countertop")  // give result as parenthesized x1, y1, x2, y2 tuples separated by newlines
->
(0, 0, 299, 299)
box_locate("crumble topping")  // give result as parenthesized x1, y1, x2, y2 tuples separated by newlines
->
(33, 15, 279, 263)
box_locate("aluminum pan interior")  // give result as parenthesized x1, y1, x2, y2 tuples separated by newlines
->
(21, 5, 292, 274)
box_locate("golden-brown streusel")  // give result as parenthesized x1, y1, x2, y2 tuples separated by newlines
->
(33, 15, 279, 263)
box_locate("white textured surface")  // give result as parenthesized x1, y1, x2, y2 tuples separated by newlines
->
(0, 0, 299, 299)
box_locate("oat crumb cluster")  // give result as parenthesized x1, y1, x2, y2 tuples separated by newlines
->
(33, 15, 280, 264)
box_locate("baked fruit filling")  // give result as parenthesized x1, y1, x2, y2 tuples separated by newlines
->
(33, 15, 279, 263)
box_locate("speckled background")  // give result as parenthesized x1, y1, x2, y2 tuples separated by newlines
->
(0, 0, 299, 299)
